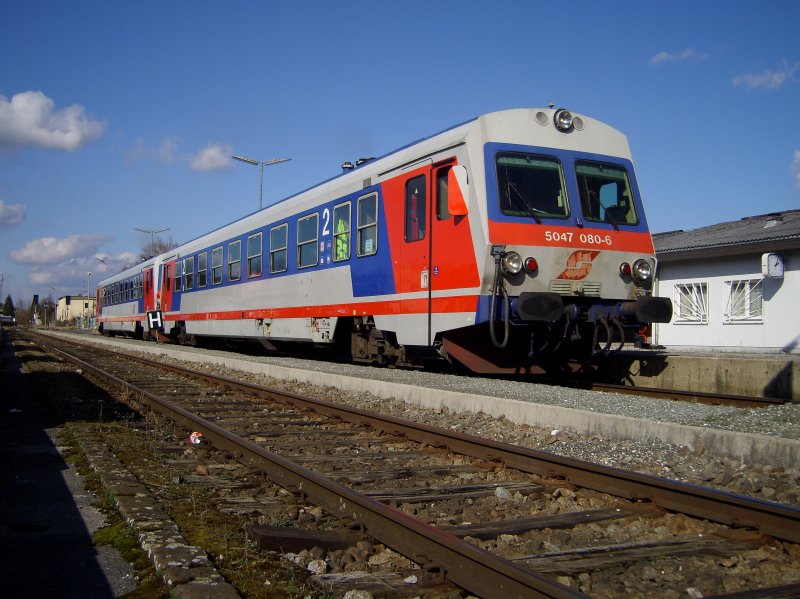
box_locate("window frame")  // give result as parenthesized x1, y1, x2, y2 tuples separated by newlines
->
(332, 202, 351, 262)
(357, 192, 379, 257)
(270, 224, 288, 274)
(183, 256, 194, 290)
(674, 282, 708, 324)
(404, 174, 427, 242)
(228, 240, 242, 282)
(197, 251, 208, 288)
(211, 246, 223, 285)
(247, 232, 263, 278)
(297, 213, 319, 269)
(723, 278, 763, 324)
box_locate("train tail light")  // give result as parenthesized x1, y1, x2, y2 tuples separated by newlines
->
(524, 257, 538, 273)
(619, 262, 632, 278)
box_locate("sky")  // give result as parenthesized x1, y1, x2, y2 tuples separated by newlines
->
(1, 0, 798, 304)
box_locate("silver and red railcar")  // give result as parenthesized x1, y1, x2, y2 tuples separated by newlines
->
(97, 108, 671, 373)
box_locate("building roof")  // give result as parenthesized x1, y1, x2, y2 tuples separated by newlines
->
(653, 210, 800, 261)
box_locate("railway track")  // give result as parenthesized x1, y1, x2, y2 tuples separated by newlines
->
(18, 330, 800, 598)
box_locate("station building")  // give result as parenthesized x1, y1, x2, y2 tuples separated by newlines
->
(55, 294, 96, 326)
(652, 210, 800, 354)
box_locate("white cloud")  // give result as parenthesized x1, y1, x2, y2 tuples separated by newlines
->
(793, 150, 800, 190)
(649, 48, 703, 65)
(733, 62, 800, 90)
(0, 199, 26, 229)
(0, 91, 105, 152)
(188, 143, 233, 171)
(10, 234, 112, 265)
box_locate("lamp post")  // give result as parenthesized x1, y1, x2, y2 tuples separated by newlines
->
(135, 227, 170, 258)
(86, 272, 91, 329)
(232, 155, 291, 210)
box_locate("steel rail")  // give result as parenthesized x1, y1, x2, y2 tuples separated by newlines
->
(37, 334, 800, 546)
(40, 339, 585, 599)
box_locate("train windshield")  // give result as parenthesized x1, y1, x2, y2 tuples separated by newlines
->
(496, 153, 568, 220)
(576, 161, 639, 226)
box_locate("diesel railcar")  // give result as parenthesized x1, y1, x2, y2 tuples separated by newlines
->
(97, 108, 672, 373)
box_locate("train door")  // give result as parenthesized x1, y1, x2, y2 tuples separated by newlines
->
(143, 267, 155, 313)
(426, 161, 477, 344)
(397, 161, 477, 345)
(160, 260, 175, 312)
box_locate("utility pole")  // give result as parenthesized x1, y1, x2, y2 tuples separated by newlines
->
(135, 227, 170, 258)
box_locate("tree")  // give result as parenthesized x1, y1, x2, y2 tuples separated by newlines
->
(139, 235, 178, 261)
(2, 294, 14, 317)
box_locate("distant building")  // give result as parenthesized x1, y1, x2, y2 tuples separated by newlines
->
(56, 294, 96, 325)
(652, 210, 799, 354)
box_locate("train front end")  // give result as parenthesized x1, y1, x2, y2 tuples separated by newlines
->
(441, 108, 672, 372)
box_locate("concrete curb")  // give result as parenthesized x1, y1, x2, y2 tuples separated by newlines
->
(69, 425, 240, 598)
(52, 332, 800, 469)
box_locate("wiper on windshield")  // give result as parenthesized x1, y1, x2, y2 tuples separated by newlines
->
(507, 181, 546, 223)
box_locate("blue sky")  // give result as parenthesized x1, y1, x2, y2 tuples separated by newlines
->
(1, 0, 798, 304)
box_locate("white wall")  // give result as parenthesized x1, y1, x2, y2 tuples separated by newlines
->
(653, 249, 799, 353)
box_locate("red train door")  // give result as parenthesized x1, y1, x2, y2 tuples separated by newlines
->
(427, 161, 478, 344)
(143, 267, 155, 313)
(160, 260, 175, 312)
(391, 161, 478, 345)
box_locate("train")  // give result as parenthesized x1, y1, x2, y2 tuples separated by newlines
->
(97, 107, 672, 373)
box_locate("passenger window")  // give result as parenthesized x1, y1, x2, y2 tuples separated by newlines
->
(297, 213, 319, 269)
(174, 261, 182, 292)
(357, 193, 378, 256)
(211, 247, 223, 285)
(333, 202, 351, 262)
(436, 166, 451, 220)
(247, 232, 262, 278)
(404, 175, 426, 242)
(270, 224, 288, 273)
(576, 161, 639, 225)
(228, 240, 241, 281)
(496, 153, 568, 219)
(184, 256, 194, 290)
(198, 252, 207, 287)
(164, 265, 172, 292)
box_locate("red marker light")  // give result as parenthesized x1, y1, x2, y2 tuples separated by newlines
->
(619, 262, 632, 277)
(524, 257, 538, 272)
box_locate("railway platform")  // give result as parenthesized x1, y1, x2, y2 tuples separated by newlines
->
(608, 348, 800, 401)
(0, 331, 137, 597)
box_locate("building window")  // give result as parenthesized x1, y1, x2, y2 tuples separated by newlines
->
(228, 240, 242, 281)
(297, 213, 319, 269)
(184, 256, 194, 290)
(357, 192, 378, 256)
(674, 283, 708, 324)
(724, 279, 763, 323)
(211, 246, 223, 285)
(270, 224, 288, 273)
(333, 202, 350, 262)
(247, 232, 262, 278)
(405, 175, 427, 242)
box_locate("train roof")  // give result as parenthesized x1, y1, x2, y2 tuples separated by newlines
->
(109, 107, 631, 268)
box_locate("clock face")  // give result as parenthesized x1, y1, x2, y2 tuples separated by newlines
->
(767, 254, 784, 277)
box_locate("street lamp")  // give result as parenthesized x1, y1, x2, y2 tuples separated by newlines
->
(86, 272, 91, 329)
(232, 155, 291, 210)
(135, 227, 170, 258)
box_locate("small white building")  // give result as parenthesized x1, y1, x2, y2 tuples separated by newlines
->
(56, 294, 96, 325)
(652, 210, 799, 354)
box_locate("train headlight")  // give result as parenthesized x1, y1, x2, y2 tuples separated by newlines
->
(501, 251, 523, 275)
(632, 259, 652, 285)
(553, 108, 574, 132)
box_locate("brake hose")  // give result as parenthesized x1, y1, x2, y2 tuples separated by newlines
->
(489, 253, 510, 349)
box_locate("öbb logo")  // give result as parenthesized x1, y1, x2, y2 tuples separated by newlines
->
(557, 250, 600, 280)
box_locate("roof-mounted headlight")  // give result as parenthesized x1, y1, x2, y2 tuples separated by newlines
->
(501, 251, 523, 275)
(632, 259, 652, 286)
(553, 108, 574, 132)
